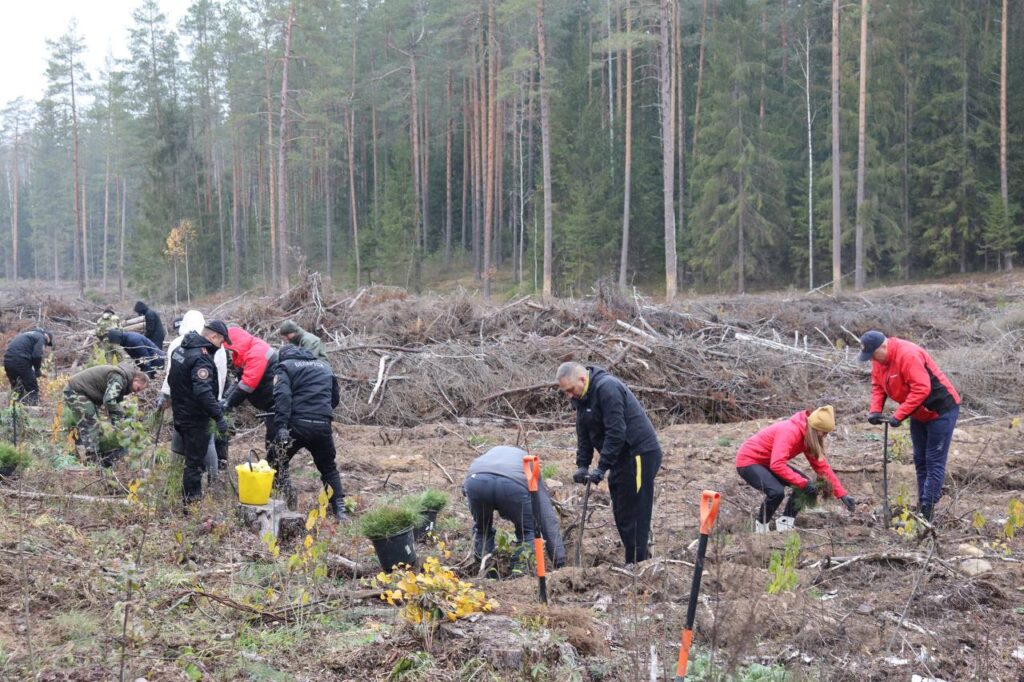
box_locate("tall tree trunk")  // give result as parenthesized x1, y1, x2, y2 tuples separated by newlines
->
(409, 51, 423, 291)
(276, 1, 296, 291)
(421, 87, 430, 251)
(445, 65, 454, 267)
(216, 153, 226, 288)
(9, 121, 18, 280)
(324, 137, 332, 278)
(462, 81, 469, 253)
(674, 0, 685, 239)
(119, 178, 126, 299)
(831, 0, 843, 293)
(70, 53, 84, 295)
(854, 0, 869, 290)
(537, 0, 554, 299)
(999, 0, 1011, 270)
(959, 0, 969, 273)
(659, 0, 677, 300)
(618, 3, 633, 290)
(803, 15, 814, 290)
(473, 37, 484, 281)
(102, 112, 111, 291)
(265, 52, 278, 290)
(348, 107, 361, 287)
(902, 43, 911, 279)
(231, 132, 242, 294)
(372, 105, 379, 228)
(692, 0, 709, 156)
(483, 0, 497, 299)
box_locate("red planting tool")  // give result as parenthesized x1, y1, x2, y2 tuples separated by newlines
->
(675, 490, 721, 681)
(522, 454, 548, 604)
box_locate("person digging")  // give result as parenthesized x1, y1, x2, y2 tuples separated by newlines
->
(3, 328, 53, 405)
(278, 319, 329, 362)
(735, 405, 856, 533)
(463, 445, 566, 575)
(557, 361, 662, 564)
(271, 345, 347, 521)
(107, 329, 165, 379)
(859, 330, 960, 523)
(63, 362, 149, 467)
(168, 321, 231, 507)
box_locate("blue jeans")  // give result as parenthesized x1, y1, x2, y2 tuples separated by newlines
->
(909, 405, 959, 506)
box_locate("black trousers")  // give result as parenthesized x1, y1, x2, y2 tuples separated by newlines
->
(235, 368, 277, 448)
(179, 422, 213, 504)
(276, 420, 343, 514)
(463, 473, 535, 565)
(4, 360, 39, 405)
(737, 463, 808, 523)
(607, 447, 662, 564)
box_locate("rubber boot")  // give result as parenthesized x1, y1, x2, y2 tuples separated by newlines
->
(754, 518, 771, 534)
(920, 503, 934, 522)
(775, 515, 797, 532)
(330, 497, 350, 523)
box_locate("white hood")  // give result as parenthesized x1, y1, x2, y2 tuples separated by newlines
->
(179, 310, 206, 337)
(161, 309, 227, 398)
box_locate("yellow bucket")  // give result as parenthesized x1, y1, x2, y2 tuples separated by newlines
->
(236, 463, 276, 505)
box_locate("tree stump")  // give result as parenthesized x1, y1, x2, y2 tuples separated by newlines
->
(237, 498, 306, 542)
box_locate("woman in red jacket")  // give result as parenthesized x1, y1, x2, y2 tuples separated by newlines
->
(735, 405, 856, 533)
(859, 331, 960, 522)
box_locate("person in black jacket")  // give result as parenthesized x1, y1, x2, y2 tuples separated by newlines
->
(134, 301, 166, 349)
(168, 320, 230, 505)
(3, 329, 53, 405)
(272, 345, 345, 519)
(557, 362, 663, 564)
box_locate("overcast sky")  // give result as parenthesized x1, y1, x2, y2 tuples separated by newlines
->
(0, 0, 187, 107)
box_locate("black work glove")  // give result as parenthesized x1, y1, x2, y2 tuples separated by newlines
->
(218, 399, 230, 414)
(841, 495, 856, 512)
(803, 481, 818, 497)
(275, 428, 291, 446)
(867, 412, 884, 425)
(886, 415, 902, 428)
(588, 467, 607, 484)
(216, 418, 230, 438)
(572, 466, 589, 484)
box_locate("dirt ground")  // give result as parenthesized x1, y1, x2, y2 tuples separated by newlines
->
(0, 277, 1022, 680)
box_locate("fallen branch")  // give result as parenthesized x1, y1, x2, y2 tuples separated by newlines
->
(2, 488, 131, 506)
(368, 355, 391, 405)
(616, 319, 657, 340)
(887, 539, 938, 652)
(429, 456, 455, 484)
(477, 381, 557, 405)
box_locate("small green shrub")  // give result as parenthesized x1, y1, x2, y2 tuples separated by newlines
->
(0, 443, 30, 470)
(359, 504, 421, 539)
(540, 463, 559, 480)
(766, 533, 800, 594)
(417, 489, 449, 512)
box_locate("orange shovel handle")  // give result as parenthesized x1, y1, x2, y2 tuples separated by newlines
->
(523, 455, 540, 492)
(699, 490, 721, 536)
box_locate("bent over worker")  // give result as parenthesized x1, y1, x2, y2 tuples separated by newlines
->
(557, 362, 662, 564)
(272, 345, 346, 519)
(736, 406, 855, 533)
(169, 321, 230, 505)
(3, 328, 52, 405)
(64, 362, 148, 466)
(859, 330, 960, 522)
(222, 325, 277, 449)
(463, 445, 566, 570)
(107, 329, 165, 378)
(278, 320, 328, 362)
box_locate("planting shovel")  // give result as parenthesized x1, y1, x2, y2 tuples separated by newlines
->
(881, 421, 890, 529)
(675, 490, 721, 681)
(522, 454, 548, 604)
(574, 480, 592, 567)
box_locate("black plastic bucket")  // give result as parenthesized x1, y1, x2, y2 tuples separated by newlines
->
(413, 509, 439, 541)
(371, 527, 417, 571)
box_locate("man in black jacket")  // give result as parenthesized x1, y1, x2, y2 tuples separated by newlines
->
(557, 362, 662, 564)
(3, 328, 53, 405)
(168, 320, 230, 505)
(134, 301, 166, 349)
(272, 345, 345, 519)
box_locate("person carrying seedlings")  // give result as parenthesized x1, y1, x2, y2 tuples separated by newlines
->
(168, 320, 231, 506)
(107, 329, 165, 378)
(735, 405, 856, 533)
(159, 310, 229, 469)
(278, 319, 328, 362)
(95, 308, 125, 363)
(859, 330, 960, 522)
(271, 345, 346, 520)
(133, 300, 166, 349)
(463, 445, 566, 571)
(63, 362, 149, 466)
(3, 328, 53, 405)
(221, 325, 279, 450)
(556, 362, 662, 564)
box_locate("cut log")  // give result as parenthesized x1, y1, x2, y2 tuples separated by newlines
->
(238, 498, 305, 542)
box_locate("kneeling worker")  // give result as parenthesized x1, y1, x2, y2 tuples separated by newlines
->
(272, 345, 346, 519)
(463, 445, 566, 571)
(64, 362, 148, 466)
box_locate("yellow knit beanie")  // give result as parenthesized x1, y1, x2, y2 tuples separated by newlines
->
(807, 405, 835, 433)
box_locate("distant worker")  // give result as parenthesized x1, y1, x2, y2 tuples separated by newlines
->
(95, 308, 124, 362)
(278, 319, 328, 361)
(3, 328, 53, 405)
(557, 362, 662, 564)
(107, 329, 165, 378)
(168, 320, 231, 505)
(860, 331, 960, 522)
(272, 345, 346, 519)
(159, 311, 229, 470)
(463, 445, 566, 570)
(133, 300, 166, 349)
(222, 325, 278, 449)
(64, 362, 148, 466)
(735, 405, 855, 533)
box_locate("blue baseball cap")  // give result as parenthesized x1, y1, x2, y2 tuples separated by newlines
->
(858, 330, 886, 362)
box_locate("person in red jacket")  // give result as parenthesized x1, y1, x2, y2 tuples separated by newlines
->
(222, 325, 278, 450)
(735, 405, 856, 533)
(859, 331, 960, 522)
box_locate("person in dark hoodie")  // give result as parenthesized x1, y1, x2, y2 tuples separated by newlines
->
(168, 320, 230, 505)
(107, 329, 165, 378)
(463, 445, 566, 571)
(556, 362, 662, 564)
(272, 345, 345, 519)
(3, 328, 53, 405)
(133, 301, 166, 349)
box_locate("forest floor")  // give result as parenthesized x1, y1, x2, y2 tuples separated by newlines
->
(0, 274, 1022, 681)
